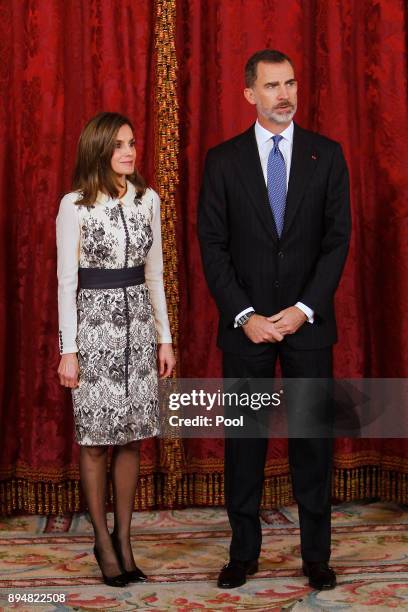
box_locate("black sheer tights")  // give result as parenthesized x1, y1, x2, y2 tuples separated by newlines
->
(111, 440, 141, 571)
(79, 440, 141, 577)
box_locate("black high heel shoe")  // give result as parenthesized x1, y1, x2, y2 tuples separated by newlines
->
(111, 533, 148, 582)
(93, 545, 129, 587)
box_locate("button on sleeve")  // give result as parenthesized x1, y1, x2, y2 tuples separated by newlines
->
(56, 194, 80, 354)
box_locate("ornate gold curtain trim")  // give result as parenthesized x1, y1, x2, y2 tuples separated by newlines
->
(2, 467, 408, 515)
(0, 458, 161, 481)
(154, 0, 184, 503)
(181, 453, 408, 475)
(154, 0, 179, 349)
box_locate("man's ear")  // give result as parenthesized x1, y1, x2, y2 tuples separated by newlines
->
(244, 88, 256, 105)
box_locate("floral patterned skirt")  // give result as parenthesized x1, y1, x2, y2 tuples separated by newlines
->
(72, 284, 158, 445)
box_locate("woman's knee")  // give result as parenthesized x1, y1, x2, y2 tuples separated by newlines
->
(81, 445, 108, 459)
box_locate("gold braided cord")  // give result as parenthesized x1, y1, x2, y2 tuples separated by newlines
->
(154, 0, 184, 502)
(154, 0, 179, 351)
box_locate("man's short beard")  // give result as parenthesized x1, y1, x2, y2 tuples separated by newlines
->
(260, 104, 297, 124)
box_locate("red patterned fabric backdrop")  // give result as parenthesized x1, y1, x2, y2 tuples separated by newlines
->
(0, 0, 407, 514)
(176, 0, 408, 503)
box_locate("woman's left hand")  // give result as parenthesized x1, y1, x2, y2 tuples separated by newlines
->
(158, 343, 176, 378)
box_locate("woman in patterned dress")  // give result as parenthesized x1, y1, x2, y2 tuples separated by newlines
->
(56, 112, 175, 586)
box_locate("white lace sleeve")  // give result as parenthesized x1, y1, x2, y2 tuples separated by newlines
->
(144, 190, 172, 343)
(56, 193, 80, 354)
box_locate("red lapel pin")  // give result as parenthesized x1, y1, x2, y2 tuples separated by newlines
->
(312, 153, 317, 160)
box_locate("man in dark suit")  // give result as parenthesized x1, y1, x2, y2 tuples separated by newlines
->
(198, 49, 351, 590)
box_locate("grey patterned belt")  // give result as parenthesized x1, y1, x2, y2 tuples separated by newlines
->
(78, 265, 146, 398)
(78, 265, 145, 289)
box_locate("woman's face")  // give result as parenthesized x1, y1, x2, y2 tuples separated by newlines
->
(110, 124, 136, 177)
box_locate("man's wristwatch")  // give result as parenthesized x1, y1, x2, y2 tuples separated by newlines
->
(236, 311, 255, 327)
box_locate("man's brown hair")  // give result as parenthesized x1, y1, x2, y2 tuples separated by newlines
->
(245, 49, 294, 88)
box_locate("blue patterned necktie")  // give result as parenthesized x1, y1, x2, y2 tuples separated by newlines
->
(267, 134, 287, 237)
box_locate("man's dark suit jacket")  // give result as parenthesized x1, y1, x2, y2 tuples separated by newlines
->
(198, 122, 351, 356)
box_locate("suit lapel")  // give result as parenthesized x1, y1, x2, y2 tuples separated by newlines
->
(233, 125, 279, 243)
(281, 123, 319, 239)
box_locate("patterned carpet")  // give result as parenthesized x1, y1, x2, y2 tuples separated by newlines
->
(0, 501, 407, 610)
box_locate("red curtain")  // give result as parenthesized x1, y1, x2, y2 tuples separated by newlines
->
(1, 0, 407, 514)
(176, 0, 408, 500)
(0, 0, 160, 513)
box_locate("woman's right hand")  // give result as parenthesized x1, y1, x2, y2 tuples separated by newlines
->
(58, 353, 79, 388)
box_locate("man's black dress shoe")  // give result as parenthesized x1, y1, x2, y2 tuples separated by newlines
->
(217, 559, 258, 588)
(302, 561, 336, 590)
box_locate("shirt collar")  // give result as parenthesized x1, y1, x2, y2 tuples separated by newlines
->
(255, 119, 294, 147)
(121, 180, 136, 205)
(96, 180, 136, 206)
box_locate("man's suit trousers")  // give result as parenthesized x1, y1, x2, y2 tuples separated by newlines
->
(223, 343, 333, 563)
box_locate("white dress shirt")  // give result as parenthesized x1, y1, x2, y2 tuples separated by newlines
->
(234, 120, 314, 326)
(255, 119, 293, 188)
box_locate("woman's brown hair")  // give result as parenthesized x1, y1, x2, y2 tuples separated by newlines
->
(72, 112, 146, 206)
